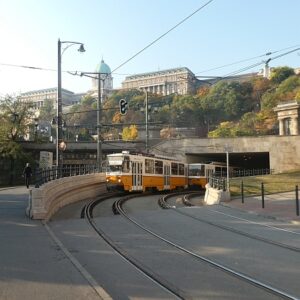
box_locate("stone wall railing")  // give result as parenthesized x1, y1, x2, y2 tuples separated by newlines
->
(26, 173, 106, 221)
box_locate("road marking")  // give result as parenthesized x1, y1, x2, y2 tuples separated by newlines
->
(210, 208, 300, 235)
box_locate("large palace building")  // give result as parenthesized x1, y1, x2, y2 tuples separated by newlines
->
(121, 67, 198, 95)
(19, 87, 83, 109)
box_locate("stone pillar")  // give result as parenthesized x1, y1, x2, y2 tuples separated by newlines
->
(274, 101, 300, 136)
(279, 119, 284, 136)
(291, 117, 299, 135)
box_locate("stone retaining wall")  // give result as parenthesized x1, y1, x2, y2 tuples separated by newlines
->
(26, 173, 106, 221)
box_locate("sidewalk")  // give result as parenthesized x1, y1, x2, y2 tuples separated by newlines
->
(0, 186, 101, 300)
(224, 191, 300, 225)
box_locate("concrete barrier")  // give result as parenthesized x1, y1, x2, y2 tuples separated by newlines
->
(204, 183, 230, 205)
(26, 173, 107, 221)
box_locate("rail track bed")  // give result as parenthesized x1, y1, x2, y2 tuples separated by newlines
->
(49, 191, 300, 299)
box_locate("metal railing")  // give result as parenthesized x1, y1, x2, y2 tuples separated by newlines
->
(34, 165, 99, 188)
(231, 168, 274, 177)
(209, 177, 227, 191)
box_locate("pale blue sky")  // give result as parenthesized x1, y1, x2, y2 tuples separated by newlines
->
(0, 0, 299, 96)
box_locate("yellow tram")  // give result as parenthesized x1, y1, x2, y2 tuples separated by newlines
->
(106, 151, 188, 192)
(188, 162, 233, 189)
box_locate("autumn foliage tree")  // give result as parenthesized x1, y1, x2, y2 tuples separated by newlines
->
(122, 125, 138, 141)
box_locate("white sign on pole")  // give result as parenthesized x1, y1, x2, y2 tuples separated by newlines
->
(39, 151, 53, 169)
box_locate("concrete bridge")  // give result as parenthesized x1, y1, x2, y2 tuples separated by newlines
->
(19, 134, 300, 173)
(151, 135, 300, 173)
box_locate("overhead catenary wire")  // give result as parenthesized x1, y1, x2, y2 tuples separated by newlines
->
(1, 43, 299, 83)
(195, 43, 300, 75)
(204, 47, 300, 85)
(109, 0, 214, 75)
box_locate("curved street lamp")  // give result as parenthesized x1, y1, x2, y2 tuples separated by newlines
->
(57, 38, 85, 167)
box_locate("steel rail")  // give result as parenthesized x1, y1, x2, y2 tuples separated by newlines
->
(174, 193, 300, 253)
(83, 194, 184, 300)
(115, 193, 299, 300)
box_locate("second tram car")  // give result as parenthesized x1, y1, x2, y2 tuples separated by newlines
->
(188, 162, 230, 189)
(106, 151, 188, 192)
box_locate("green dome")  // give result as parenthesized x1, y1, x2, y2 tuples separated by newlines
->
(96, 59, 111, 74)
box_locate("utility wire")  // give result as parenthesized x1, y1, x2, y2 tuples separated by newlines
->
(206, 47, 300, 85)
(0, 62, 56, 72)
(196, 44, 300, 75)
(0, 62, 80, 75)
(110, 0, 214, 74)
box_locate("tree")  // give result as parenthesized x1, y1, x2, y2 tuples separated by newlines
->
(38, 99, 56, 122)
(261, 75, 300, 109)
(208, 121, 236, 138)
(122, 125, 138, 141)
(201, 81, 253, 123)
(0, 95, 35, 184)
(270, 66, 295, 84)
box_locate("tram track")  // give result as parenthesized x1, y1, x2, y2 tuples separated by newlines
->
(111, 193, 298, 300)
(158, 192, 300, 253)
(82, 193, 184, 300)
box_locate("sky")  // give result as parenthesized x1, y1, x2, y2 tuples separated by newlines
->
(0, 0, 299, 96)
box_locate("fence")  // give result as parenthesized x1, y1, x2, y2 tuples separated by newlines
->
(238, 180, 300, 217)
(209, 177, 227, 191)
(231, 168, 274, 177)
(34, 165, 99, 188)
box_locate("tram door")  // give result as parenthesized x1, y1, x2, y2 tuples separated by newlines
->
(132, 161, 143, 191)
(164, 163, 170, 190)
(205, 166, 214, 182)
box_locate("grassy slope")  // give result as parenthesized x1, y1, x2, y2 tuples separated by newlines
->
(230, 170, 300, 196)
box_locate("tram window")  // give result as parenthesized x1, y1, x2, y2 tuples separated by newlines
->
(171, 162, 178, 175)
(145, 159, 154, 174)
(179, 164, 184, 175)
(122, 156, 130, 173)
(108, 165, 122, 172)
(155, 160, 163, 174)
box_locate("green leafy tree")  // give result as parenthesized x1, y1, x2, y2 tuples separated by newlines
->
(261, 75, 300, 109)
(270, 66, 295, 84)
(201, 81, 253, 124)
(0, 95, 35, 184)
(38, 99, 56, 122)
(208, 121, 236, 137)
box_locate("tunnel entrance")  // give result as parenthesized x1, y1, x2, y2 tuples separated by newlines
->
(186, 152, 270, 170)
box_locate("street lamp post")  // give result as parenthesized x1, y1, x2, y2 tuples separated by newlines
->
(224, 145, 231, 192)
(78, 71, 106, 171)
(57, 38, 85, 167)
(145, 90, 149, 153)
(139, 89, 149, 153)
(97, 73, 103, 171)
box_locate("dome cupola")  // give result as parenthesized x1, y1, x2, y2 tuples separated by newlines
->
(96, 59, 111, 75)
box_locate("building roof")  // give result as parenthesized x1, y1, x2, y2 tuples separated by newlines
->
(124, 67, 194, 81)
(95, 59, 111, 74)
(21, 87, 74, 96)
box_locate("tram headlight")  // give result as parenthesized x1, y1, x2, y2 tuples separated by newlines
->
(118, 178, 122, 183)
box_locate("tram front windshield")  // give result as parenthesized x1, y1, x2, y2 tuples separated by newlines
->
(188, 164, 205, 177)
(107, 156, 130, 173)
(108, 165, 122, 173)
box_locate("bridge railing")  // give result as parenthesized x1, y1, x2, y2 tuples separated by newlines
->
(231, 168, 274, 177)
(34, 165, 99, 188)
(209, 177, 227, 191)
